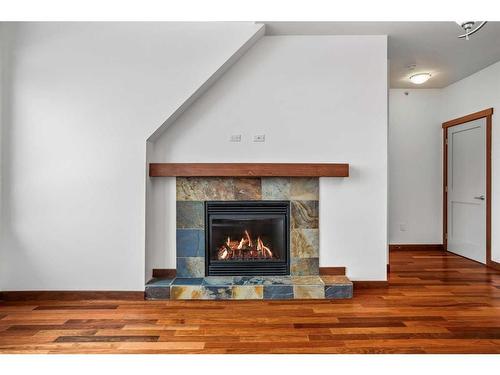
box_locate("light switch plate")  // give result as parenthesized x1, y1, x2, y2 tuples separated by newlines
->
(229, 134, 241, 142)
(253, 134, 265, 142)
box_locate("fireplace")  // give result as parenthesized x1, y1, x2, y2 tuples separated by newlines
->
(205, 201, 290, 276)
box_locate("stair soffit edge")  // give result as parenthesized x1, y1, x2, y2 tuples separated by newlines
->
(147, 23, 266, 142)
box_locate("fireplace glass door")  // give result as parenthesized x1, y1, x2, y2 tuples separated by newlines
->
(205, 201, 290, 276)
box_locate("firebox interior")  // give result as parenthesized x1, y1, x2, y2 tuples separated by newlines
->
(205, 201, 290, 276)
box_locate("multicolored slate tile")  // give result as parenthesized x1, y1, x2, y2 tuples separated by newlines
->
(321, 275, 353, 299)
(291, 200, 319, 229)
(202, 276, 234, 286)
(263, 285, 294, 300)
(233, 276, 293, 285)
(145, 286, 171, 300)
(232, 285, 263, 299)
(204, 286, 233, 299)
(144, 275, 352, 300)
(170, 285, 206, 300)
(145, 278, 174, 286)
(172, 277, 204, 285)
(177, 177, 235, 201)
(233, 178, 262, 200)
(145, 278, 174, 300)
(291, 229, 319, 258)
(176, 257, 204, 278)
(290, 257, 319, 276)
(293, 285, 325, 299)
(261, 177, 291, 200)
(176, 201, 204, 229)
(291, 276, 324, 285)
(324, 284, 353, 299)
(320, 275, 351, 284)
(176, 229, 204, 257)
(290, 178, 319, 200)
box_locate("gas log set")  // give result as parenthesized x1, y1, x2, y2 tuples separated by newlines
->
(217, 230, 274, 261)
(206, 201, 289, 275)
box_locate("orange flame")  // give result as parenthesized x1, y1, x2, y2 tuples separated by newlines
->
(217, 230, 274, 260)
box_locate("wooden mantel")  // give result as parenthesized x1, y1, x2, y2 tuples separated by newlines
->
(149, 163, 349, 177)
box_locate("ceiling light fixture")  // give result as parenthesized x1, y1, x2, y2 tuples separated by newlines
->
(409, 72, 432, 85)
(456, 21, 488, 40)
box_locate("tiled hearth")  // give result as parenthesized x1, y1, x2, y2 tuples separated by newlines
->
(146, 176, 353, 300)
(145, 275, 352, 300)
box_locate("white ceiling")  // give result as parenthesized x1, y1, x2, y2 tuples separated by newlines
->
(263, 22, 500, 88)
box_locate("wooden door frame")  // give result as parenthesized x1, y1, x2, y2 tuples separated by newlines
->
(442, 108, 499, 270)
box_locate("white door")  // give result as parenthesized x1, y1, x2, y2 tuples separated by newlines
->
(447, 118, 486, 263)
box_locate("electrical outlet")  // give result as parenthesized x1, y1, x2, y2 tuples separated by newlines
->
(253, 134, 265, 142)
(399, 223, 407, 232)
(229, 134, 241, 142)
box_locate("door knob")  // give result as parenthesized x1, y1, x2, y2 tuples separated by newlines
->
(474, 195, 485, 200)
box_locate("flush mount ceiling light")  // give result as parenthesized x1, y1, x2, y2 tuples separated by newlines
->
(456, 21, 488, 40)
(409, 72, 432, 85)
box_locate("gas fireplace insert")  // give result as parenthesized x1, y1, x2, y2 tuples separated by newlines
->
(205, 201, 290, 276)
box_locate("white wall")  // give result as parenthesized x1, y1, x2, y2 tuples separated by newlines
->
(151, 35, 389, 281)
(389, 89, 442, 244)
(441, 60, 500, 262)
(0, 22, 263, 291)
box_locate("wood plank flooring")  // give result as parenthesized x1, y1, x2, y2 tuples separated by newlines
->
(1, 250, 500, 353)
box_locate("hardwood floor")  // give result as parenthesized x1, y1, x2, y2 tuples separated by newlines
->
(1, 250, 500, 353)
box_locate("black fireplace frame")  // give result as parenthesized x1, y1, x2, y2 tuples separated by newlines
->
(205, 201, 290, 276)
